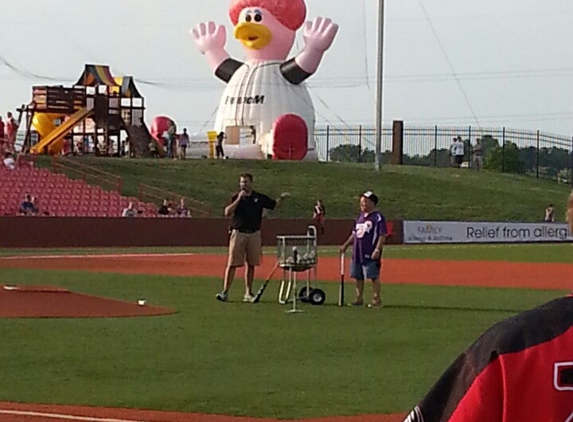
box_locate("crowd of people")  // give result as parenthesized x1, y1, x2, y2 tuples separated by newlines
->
(120, 198, 193, 218)
(157, 198, 192, 218)
(149, 128, 192, 160)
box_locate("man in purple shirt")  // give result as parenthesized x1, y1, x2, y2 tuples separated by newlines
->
(340, 191, 387, 307)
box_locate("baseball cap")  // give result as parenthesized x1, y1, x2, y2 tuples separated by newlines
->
(362, 191, 379, 205)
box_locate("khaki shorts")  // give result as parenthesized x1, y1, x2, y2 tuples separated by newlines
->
(228, 230, 262, 267)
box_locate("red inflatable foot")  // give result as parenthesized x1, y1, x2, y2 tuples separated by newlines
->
(272, 114, 308, 160)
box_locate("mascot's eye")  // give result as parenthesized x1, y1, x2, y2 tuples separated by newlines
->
(245, 14, 252, 22)
(254, 13, 262, 22)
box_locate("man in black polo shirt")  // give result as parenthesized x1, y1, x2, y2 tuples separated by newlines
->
(216, 173, 289, 303)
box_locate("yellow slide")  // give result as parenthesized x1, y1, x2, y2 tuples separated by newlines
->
(31, 107, 92, 155)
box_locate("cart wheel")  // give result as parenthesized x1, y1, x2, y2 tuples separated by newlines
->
(298, 287, 313, 303)
(309, 288, 326, 306)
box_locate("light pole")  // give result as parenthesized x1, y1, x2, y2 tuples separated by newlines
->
(374, 0, 385, 171)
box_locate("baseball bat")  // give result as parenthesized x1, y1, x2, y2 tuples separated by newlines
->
(338, 251, 345, 307)
(253, 262, 280, 304)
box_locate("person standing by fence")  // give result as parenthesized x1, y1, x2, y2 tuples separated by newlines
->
(453, 136, 465, 168)
(472, 138, 483, 171)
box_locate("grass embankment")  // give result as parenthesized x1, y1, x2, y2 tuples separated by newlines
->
(35, 156, 571, 221)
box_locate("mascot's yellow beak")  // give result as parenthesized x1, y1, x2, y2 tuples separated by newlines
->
(234, 22, 272, 50)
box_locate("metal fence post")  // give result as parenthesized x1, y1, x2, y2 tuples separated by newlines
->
(326, 126, 330, 162)
(536, 130, 540, 179)
(358, 125, 363, 163)
(569, 137, 573, 190)
(434, 125, 438, 167)
(468, 126, 472, 165)
(502, 127, 506, 173)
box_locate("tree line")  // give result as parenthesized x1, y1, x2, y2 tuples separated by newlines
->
(329, 135, 572, 182)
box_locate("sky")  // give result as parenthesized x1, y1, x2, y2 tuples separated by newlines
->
(2, 0, 573, 137)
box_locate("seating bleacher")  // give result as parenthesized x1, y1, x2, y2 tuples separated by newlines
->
(0, 166, 159, 217)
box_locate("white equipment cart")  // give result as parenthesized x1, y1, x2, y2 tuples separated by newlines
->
(276, 225, 325, 313)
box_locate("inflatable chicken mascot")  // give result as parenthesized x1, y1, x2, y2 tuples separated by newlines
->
(191, 0, 338, 160)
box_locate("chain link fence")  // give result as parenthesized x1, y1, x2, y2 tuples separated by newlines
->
(315, 124, 573, 186)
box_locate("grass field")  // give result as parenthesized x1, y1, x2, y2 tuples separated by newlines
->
(35, 156, 571, 222)
(0, 244, 570, 418)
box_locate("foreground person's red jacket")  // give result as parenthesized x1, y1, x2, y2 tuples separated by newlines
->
(404, 295, 573, 422)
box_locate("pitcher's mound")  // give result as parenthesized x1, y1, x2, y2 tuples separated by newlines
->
(0, 285, 176, 318)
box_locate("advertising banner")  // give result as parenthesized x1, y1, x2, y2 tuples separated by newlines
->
(403, 221, 573, 244)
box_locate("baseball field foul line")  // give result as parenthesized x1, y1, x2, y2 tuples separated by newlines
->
(0, 253, 198, 260)
(0, 409, 143, 422)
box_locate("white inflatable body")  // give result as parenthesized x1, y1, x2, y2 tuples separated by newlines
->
(214, 60, 317, 159)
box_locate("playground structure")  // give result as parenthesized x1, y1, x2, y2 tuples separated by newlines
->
(23, 64, 163, 158)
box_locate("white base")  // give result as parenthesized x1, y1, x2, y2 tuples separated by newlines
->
(286, 309, 304, 314)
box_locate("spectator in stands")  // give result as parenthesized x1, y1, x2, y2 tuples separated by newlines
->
(176, 198, 192, 217)
(158, 199, 173, 216)
(6, 112, 18, 153)
(179, 128, 189, 160)
(19, 194, 35, 215)
(544, 204, 555, 222)
(122, 202, 138, 217)
(3, 152, 15, 170)
(30, 196, 41, 216)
